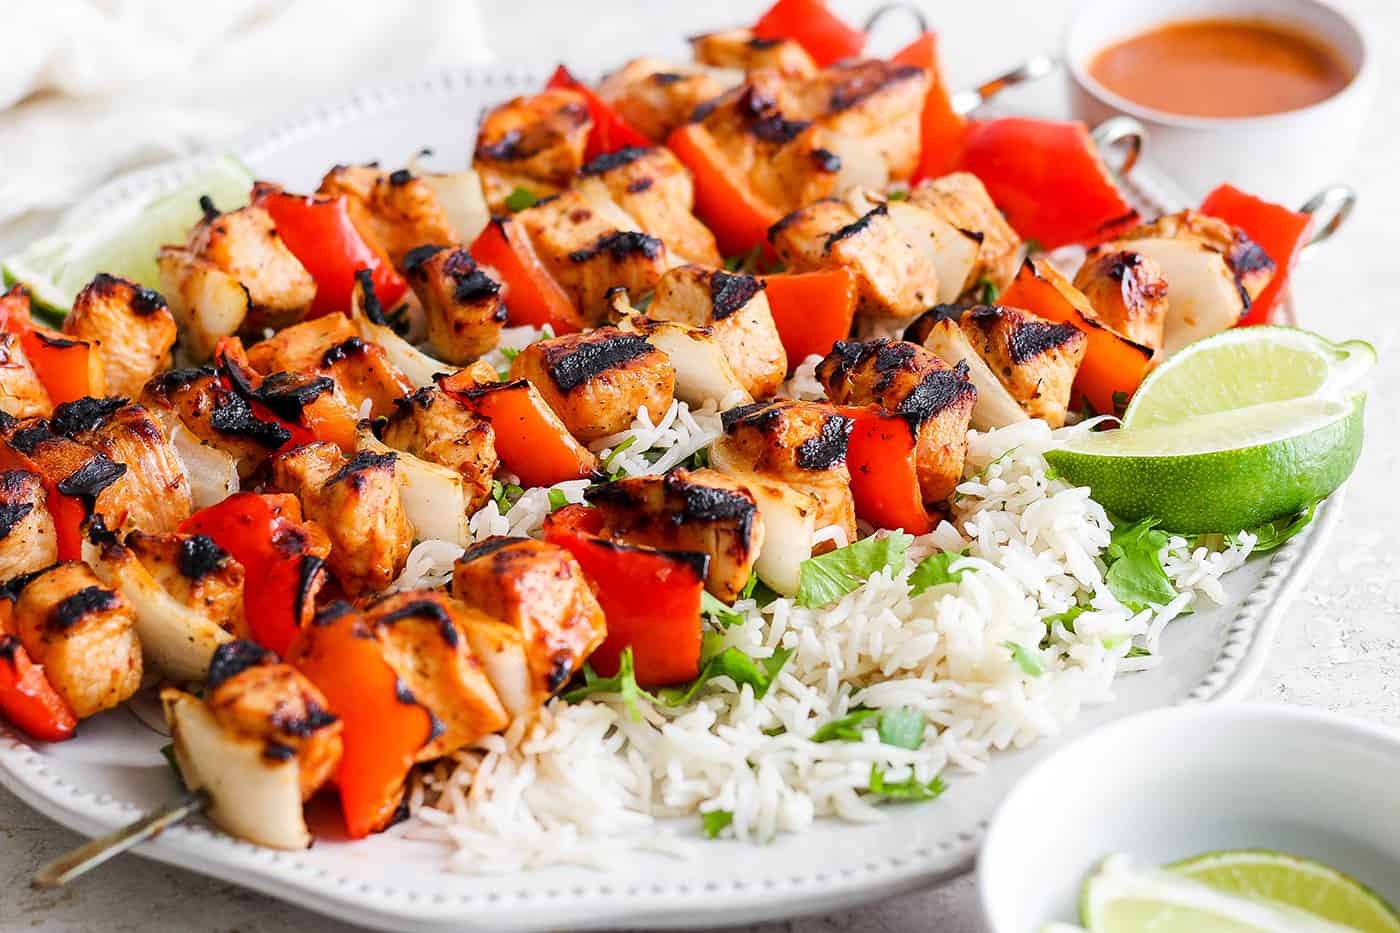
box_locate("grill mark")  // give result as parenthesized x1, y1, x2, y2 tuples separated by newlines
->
(375, 598, 459, 647)
(403, 244, 446, 273)
(720, 400, 781, 432)
(546, 654, 574, 693)
(580, 146, 650, 176)
(567, 231, 663, 264)
(57, 456, 127, 503)
(253, 372, 336, 422)
(9, 424, 54, 455)
(208, 393, 292, 449)
(896, 361, 975, 426)
(650, 71, 684, 86)
(206, 639, 273, 691)
(0, 502, 33, 539)
(541, 332, 655, 393)
(442, 250, 501, 304)
(828, 63, 924, 112)
(89, 272, 167, 316)
(176, 534, 229, 580)
(152, 366, 217, 396)
(746, 36, 783, 50)
(1230, 236, 1275, 277)
(750, 114, 811, 144)
(353, 269, 387, 325)
(312, 600, 355, 627)
(49, 397, 126, 438)
(293, 556, 326, 626)
(388, 169, 413, 186)
(709, 271, 763, 320)
(326, 451, 397, 487)
(321, 336, 371, 367)
(50, 585, 118, 630)
(270, 701, 338, 737)
(626, 177, 653, 194)
(824, 204, 886, 253)
(458, 535, 528, 565)
(794, 414, 852, 470)
(810, 148, 841, 173)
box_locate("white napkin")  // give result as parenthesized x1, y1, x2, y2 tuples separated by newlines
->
(0, 0, 493, 226)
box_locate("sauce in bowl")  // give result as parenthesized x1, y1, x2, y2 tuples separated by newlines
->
(1088, 18, 1353, 118)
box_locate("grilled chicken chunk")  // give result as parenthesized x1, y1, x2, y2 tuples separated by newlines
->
(10, 561, 141, 718)
(958, 306, 1087, 427)
(782, 60, 929, 182)
(271, 443, 413, 595)
(62, 274, 177, 398)
(596, 58, 727, 142)
(649, 265, 787, 399)
(53, 398, 192, 534)
(451, 536, 607, 713)
(1074, 248, 1170, 352)
(590, 468, 764, 601)
(124, 531, 245, 635)
(769, 198, 938, 318)
(817, 339, 976, 503)
(155, 247, 252, 362)
(360, 591, 510, 760)
(140, 367, 288, 478)
(908, 173, 1023, 297)
(1123, 209, 1275, 302)
(690, 28, 818, 76)
(0, 331, 51, 419)
(174, 200, 316, 331)
(474, 88, 593, 212)
(246, 313, 413, 417)
(402, 245, 505, 364)
(515, 187, 672, 324)
(317, 165, 459, 269)
(713, 399, 856, 546)
(0, 471, 56, 580)
(509, 327, 675, 442)
(577, 146, 721, 266)
(3, 418, 129, 533)
(382, 386, 498, 513)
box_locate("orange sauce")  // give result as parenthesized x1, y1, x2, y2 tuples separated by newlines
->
(1088, 18, 1352, 118)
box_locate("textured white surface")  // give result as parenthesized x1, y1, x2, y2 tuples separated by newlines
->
(1, 1, 1396, 930)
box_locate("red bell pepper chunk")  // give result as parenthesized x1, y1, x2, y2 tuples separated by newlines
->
(667, 123, 784, 260)
(761, 268, 858, 368)
(546, 65, 652, 155)
(179, 493, 328, 657)
(838, 406, 935, 534)
(892, 32, 967, 182)
(440, 376, 598, 489)
(1000, 259, 1153, 416)
(257, 187, 407, 318)
(469, 217, 584, 333)
(958, 117, 1140, 251)
(544, 504, 706, 687)
(1200, 184, 1313, 326)
(288, 604, 433, 838)
(0, 633, 77, 743)
(0, 444, 86, 562)
(0, 287, 104, 405)
(753, 0, 865, 68)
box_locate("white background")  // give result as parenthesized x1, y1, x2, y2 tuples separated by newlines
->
(1, 1, 1397, 930)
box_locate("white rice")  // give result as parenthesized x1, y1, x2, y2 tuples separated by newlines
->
(403, 417, 1255, 872)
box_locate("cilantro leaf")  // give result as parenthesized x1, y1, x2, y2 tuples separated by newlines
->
(978, 278, 1000, 304)
(876, 707, 926, 750)
(499, 346, 520, 362)
(547, 488, 570, 511)
(797, 532, 912, 609)
(907, 550, 967, 595)
(561, 648, 654, 721)
(1045, 605, 1085, 635)
(886, 189, 909, 201)
(1104, 517, 1176, 611)
(810, 708, 881, 743)
(504, 186, 537, 212)
(741, 570, 781, 608)
(701, 809, 734, 839)
(701, 590, 745, 628)
(658, 644, 793, 706)
(686, 445, 710, 470)
(601, 435, 637, 479)
(1125, 645, 1151, 658)
(866, 764, 947, 802)
(1001, 641, 1044, 677)
(1232, 501, 1317, 554)
(491, 480, 524, 512)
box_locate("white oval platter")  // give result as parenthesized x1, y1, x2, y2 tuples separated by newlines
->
(0, 65, 1340, 932)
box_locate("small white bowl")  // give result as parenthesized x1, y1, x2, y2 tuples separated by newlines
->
(1065, 0, 1376, 204)
(979, 704, 1400, 933)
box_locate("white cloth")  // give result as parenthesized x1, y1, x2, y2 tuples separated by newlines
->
(0, 0, 492, 225)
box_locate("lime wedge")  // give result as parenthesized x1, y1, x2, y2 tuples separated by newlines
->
(2, 154, 254, 316)
(1082, 855, 1380, 933)
(1173, 851, 1400, 933)
(1045, 396, 1363, 532)
(1124, 327, 1375, 430)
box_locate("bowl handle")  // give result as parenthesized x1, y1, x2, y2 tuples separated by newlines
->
(1299, 185, 1357, 253)
(1090, 116, 1146, 179)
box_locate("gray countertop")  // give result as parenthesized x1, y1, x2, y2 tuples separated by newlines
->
(3, 1, 1397, 929)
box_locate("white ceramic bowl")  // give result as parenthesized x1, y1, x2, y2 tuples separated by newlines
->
(979, 704, 1400, 933)
(1065, 0, 1375, 205)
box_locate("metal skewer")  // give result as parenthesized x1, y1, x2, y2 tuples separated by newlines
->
(32, 789, 209, 889)
(950, 55, 1058, 117)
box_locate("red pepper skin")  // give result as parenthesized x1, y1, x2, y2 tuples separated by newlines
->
(761, 269, 858, 368)
(179, 494, 327, 657)
(666, 124, 783, 260)
(839, 406, 934, 535)
(0, 634, 77, 743)
(958, 118, 1140, 251)
(441, 377, 599, 489)
(258, 190, 407, 317)
(892, 32, 966, 182)
(544, 505, 706, 687)
(1200, 184, 1312, 326)
(288, 605, 432, 839)
(469, 218, 584, 333)
(546, 65, 652, 156)
(0, 444, 85, 561)
(0, 287, 104, 405)
(753, 0, 865, 67)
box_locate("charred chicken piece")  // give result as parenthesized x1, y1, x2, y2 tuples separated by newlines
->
(124, 531, 245, 635)
(577, 146, 722, 266)
(317, 164, 460, 270)
(402, 245, 506, 364)
(590, 468, 764, 601)
(509, 326, 675, 443)
(140, 367, 289, 478)
(246, 312, 413, 418)
(62, 274, 177, 398)
(1073, 248, 1170, 352)
(271, 443, 414, 596)
(649, 265, 787, 399)
(1122, 209, 1275, 302)
(451, 536, 607, 715)
(958, 306, 1087, 427)
(908, 172, 1023, 298)
(474, 88, 593, 213)
(0, 471, 56, 580)
(689, 28, 818, 76)
(817, 339, 977, 503)
(3, 418, 128, 533)
(10, 561, 141, 719)
(0, 331, 51, 419)
(381, 386, 498, 513)
(595, 59, 728, 143)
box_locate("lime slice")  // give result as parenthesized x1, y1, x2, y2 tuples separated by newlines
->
(1045, 395, 1364, 532)
(1124, 326, 1375, 430)
(1082, 855, 1378, 933)
(1173, 851, 1400, 933)
(2, 154, 254, 316)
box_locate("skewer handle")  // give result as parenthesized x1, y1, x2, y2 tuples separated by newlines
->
(950, 55, 1057, 116)
(32, 789, 209, 889)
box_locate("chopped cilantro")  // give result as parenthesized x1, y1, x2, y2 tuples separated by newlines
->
(1104, 517, 1176, 611)
(1045, 605, 1085, 635)
(701, 809, 734, 839)
(762, 725, 787, 737)
(1231, 501, 1318, 554)
(886, 189, 909, 201)
(547, 488, 569, 511)
(686, 445, 710, 470)
(657, 638, 793, 706)
(701, 590, 745, 628)
(504, 186, 537, 212)
(810, 706, 925, 749)
(499, 346, 520, 362)
(907, 549, 967, 595)
(1001, 641, 1044, 676)
(561, 648, 653, 721)
(491, 480, 525, 512)
(796, 532, 912, 609)
(811, 708, 881, 743)
(866, 764, 946, 802)
(601, 436, 636, 478)
(1125, 645, 1151, 658)
(978, 278, 1000, 304)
